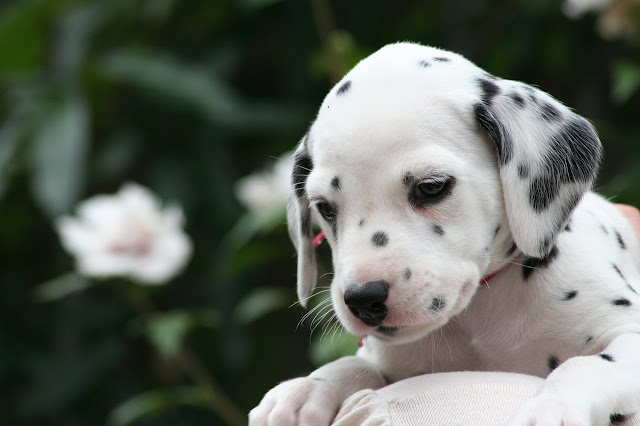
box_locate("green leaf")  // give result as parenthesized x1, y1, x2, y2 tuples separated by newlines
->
(33, 272, 92, 303)
(237, 0, 289, 10)
(29, 94, 89, 217)
(100, 49, 307, 130)
(17, 339, 122, 419)
(612, 60, 640, 105)
(143, 0, 178, 20)
(107, 386, 209, 426)
(0, 121, 21, 198)
(219, 204, 286, 254)
(0, 0, 72, 75)
(144, 310, 221, 359)
(52, 3, 105, 81)
(233, 287, 290, 324)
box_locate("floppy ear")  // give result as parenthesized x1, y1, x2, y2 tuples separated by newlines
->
(474, 77, 602, 259)
(287, 137, 317, 307)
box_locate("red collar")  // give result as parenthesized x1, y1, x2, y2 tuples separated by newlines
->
(313, 231, 505, 286)
(480, 267, 504, 286)
(312, 231, 325, 249)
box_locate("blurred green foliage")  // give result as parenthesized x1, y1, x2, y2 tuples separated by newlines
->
(0, 0, 639, 425)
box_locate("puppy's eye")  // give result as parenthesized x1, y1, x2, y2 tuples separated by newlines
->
(415, 179, 447, 198)
(410, 176, 454, 205)
(316, 201, 338, 222)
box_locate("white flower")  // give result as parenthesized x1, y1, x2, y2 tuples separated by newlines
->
(563, 0, 639, 40)
(235, 153, 293, 212)
(563, 0, 611, 18)
(56, 183, 192, 284)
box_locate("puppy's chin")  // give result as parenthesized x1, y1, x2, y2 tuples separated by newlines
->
(338, 311, 453, 345)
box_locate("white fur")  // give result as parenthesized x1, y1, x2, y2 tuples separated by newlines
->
(250, 43, 640, 426)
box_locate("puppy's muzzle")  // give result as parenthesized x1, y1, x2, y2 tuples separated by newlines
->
(344, 280, 389, 326)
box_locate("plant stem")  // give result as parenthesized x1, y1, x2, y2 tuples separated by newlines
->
(115, 282, 246, 426)
(310, 0, 344, 84)
(179, 348, 247, 426)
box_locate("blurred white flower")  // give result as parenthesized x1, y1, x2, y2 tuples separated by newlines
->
(235, 153, 293, 212)
(563, 0, 640, 41)
(56, 183, 192, 284)
(598, 0, 640, 40)
(563, 0, 611, 18)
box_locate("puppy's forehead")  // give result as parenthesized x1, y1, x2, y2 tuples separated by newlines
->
(308, 43, 486, 173)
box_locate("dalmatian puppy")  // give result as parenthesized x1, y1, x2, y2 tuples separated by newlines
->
(249, 42, 640, 425)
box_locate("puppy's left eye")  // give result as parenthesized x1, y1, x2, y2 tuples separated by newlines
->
(316, 201, 338, 222)
(410, 176, 454, 206)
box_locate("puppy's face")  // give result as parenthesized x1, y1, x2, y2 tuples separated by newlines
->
(288, 43, 601, 345)
(306, 77, 505, 343)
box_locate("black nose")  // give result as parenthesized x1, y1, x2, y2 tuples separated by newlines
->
(344, 280, 389, 326)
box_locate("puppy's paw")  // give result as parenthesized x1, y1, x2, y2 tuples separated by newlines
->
(509, 394, 591, 426)
(249, 377, 340, 426)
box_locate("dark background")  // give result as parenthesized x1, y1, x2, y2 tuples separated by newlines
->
(0, 0, 638, 425)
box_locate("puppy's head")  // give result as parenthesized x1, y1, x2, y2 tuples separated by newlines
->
(288, 43, 601, 344)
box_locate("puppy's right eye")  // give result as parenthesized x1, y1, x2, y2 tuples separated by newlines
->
(316, 202, 337, 222)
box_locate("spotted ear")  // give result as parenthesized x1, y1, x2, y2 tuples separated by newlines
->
(286, 137, 317, 308)
(474, 77, 602, 258)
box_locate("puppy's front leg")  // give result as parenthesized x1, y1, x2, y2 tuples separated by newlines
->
(510, 333, 640, 426)
(249, 355, 386, 426)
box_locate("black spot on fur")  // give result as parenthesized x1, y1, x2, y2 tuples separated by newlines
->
(432, 224, 445, 236)
(311, 377, 327, 382)
(599, 353, 614, 362)
(613, 298, 632, 306)
(540, 102, 561, 121)
(529, 177, 559, 213)
(613, 264, 625, 280)
(585, 336, 593, 345)
(331, 222, 338, 240)
(523, 85, 538, 103)
(614, 265, 639, 294)
(300, 211, 312, 236)
(548, 355, 560, 371)
(336, 80, 351, 96)
(474, 103, 513, 165)
(611, 413, 627, 424)
(563, 290, 578, 301)
(483, 247, 490, 260)
(539, 236, 555, 255)
(528, 118, 601, 213)
(359, 218, 365, 227)
(494, 226, 501, 237)
(510, 92, 525, 108)
(403, 268, 412, 281)
(523, 246, 559, 280)
(506, 243, 517, 257)
(331, 176, 341, 190)
(615, 230, 626, 249)
(518, 163, 529, 179)
(564, 221, 572, 232)
(429, 296, 446, 312)
(372, 231, 388, 247)
(402, 173, 413, 187)
(292, 149, 313, 200)
(418, 60, 431, 68)
(600, 224, 609, 234)
(433, 57, 450, 62)
(478, 78, 500, 105)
